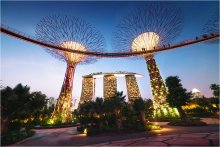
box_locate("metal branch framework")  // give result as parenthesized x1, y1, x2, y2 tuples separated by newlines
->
(113, 2, 184, 118)
(202, 11, 220, 44)
(0, 4, 219, 121)
(113, 2, 183, 53)
(36, 15, 105, 64)
(35, 15, 105, 123)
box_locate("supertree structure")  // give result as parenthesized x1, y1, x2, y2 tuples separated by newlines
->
(36, 15, 104, 123)
(113, 2, 183, 118)
(202, 11, 219, 44)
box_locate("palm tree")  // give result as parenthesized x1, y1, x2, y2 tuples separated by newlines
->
(1, 86, 16, 133)
(1, 84, 49, 133)
(144, 99, 154, 119)
(210, 84, 220, 98)
(109, 91, 126, 130)
(133, 98, 148, 126)
(103, 98, 114, 127)
(94, 98, 104, 127)
(1, 84, 31, 132)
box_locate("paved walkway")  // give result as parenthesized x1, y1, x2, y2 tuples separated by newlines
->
(13, 125, 219, 146)
(92, 132, 219, 146)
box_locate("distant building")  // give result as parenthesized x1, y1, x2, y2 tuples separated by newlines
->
(80, 72, 143, 103)
(192, 88, 203, 98)
(47, 97, 57, 108)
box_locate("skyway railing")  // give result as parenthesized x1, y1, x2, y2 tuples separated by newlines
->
(1, 25, 219, 58)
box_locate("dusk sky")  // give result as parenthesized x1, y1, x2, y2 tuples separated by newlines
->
(1, 1, 219, 101)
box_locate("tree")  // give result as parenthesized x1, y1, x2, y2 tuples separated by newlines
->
(133, 98, 147, 126)
(194, 97, 211, 110)
(210, 84, 220, 98)
(165, 76, 191, 121)
(1, 84, 31, 133)
(1, 83, 48, 133)
(94, 98, 104, 127)
(209, 97, 219, 109)
(24, 92, 48, 129)
(209, 84, 219, 115)
(78, 101, 96, 127)
(1, 86, 16, 133)
(108, 91, 126, 130)
(144, 99, 154, 119)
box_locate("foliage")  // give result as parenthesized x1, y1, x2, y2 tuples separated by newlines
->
(210, 84, 220, 98)
(193, 97, 210, 109)
(165, 76, 191, 107)
(1, 83, 50, 133)
(133, 98, 146, 112)
(209, 97, 219, 107)
(77, 126, 85, 133)
(132, 98, 154, 125)
(108, 91, 126, 130)
(76, 91, 156, 135)
(7, 121, 23, 132)
(184, 82, 219, 117)
(1, 84, 30, 120)
(185, 96, 218, 117)
(168, 119, 207, 126)
(144, 99, 154, 119)
(145, 124, 161, 131)
(1, 130, 35, 146)
(165, 76, 191, 121)
(77, 91, 127, 130)
(86, 127, 101, 136)
(186, 107, 214, 117)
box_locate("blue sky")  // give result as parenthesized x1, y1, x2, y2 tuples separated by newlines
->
(1, 1, 219, 101)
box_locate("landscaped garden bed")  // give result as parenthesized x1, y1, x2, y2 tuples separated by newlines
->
(168, 119, 207, 126)
(34, 122, 80, 129)
(77, 123, 161, 136)
(1, 130, 35, 146)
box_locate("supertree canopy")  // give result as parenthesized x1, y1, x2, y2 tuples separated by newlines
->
(113, 2, 183, 118)
(36, 15, 105, 123)
(202, 11, 219, 44)
(113, 2, 183, 54)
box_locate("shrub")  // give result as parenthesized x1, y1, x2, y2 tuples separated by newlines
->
(87, 127, 100, 136)
(168, 119, 207, 126)
(8, 121, 23, 131)
(145, 124, 161, 131)
(1, 130, 35, 146)
(186, 107, 214, 117)
(77, 126, 85, 133)
(135, 124, 146, 131)
(100, 126, 116, 132)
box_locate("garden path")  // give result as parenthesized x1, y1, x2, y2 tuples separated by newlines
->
(13, 125, 219, 146)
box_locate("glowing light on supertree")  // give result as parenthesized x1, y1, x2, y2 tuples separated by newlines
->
(36, 15, 105, 123)
(113, 2, 183, 118)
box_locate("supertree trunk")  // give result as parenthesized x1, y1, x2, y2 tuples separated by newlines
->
(51, 62, 76, 123)
(146, 57, 179, 119)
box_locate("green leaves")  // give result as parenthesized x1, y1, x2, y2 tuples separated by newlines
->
(1, 83, 48, 131)
(210, 84, 220, 98)
(165, 76, 191, 108)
